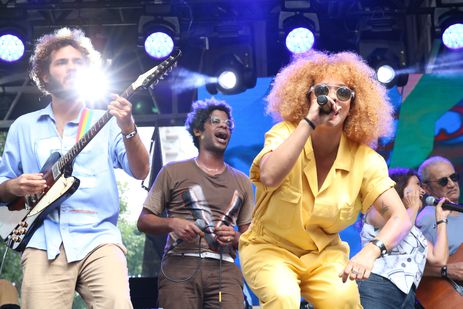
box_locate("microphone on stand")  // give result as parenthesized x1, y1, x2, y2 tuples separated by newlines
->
(422, 194, 463, 213)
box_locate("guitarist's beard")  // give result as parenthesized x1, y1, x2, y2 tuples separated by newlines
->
(47, 75, 80, 101)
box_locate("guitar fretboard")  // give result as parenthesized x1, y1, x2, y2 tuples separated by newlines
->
(56, 85, 135, 171)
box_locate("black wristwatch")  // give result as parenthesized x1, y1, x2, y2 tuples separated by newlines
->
(370, 238, 388, 257)
(441, 265, 448, 278)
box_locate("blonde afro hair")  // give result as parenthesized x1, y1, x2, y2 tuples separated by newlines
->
(267, 50, 394, 146)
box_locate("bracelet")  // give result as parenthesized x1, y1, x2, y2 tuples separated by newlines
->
(435, 218, 448, 227)
(441, 265, 448, 278)
(123, 126, 138, 140)
(303, 118, 316, 130)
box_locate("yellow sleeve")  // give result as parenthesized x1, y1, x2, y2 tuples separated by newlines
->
(249, 122, 293, 184)
(360, 149, 396, 213)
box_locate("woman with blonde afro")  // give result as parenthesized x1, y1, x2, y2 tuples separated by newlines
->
(238, 50, 412, 308)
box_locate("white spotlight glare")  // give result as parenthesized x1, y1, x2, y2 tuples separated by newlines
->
(218, 71, 237, 90)
(75, 67, 110, 102)
(376, 65, 396, 84)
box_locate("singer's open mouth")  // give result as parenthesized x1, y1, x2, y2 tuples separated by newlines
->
(215, 131, 228, 143)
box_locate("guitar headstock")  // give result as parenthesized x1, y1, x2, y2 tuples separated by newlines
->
(131, 49, 182, 91)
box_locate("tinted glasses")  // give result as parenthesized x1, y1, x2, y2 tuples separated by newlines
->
(310, 84, 355, 101)
(210, 116, 234, 129)
(426, 173, 460, 187)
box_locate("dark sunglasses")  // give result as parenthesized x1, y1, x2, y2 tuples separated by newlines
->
(309, 84, 355, 101)
(426, 173, 460, 187)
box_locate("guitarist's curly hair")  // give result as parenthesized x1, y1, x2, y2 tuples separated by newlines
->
(30, 27, 101, 95)
(185, 97, 233, 149)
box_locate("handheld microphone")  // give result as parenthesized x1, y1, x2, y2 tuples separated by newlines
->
(165, 219, 207, 253)
(182, 185, 219, 251)
(216, 191, 243, 229)
(423, 194, 463, 213)
(316, 95, 333, 114)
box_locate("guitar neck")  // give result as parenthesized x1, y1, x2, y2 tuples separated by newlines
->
(56, 84, 136, 172)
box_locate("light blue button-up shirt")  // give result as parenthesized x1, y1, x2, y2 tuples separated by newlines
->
(0, 104, 133, 262)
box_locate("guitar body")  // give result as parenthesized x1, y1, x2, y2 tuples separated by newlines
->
(417, 245, 463, 308)
(0, 152, 80, 251)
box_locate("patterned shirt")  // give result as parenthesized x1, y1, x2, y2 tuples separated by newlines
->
(361, 222, 428, 293)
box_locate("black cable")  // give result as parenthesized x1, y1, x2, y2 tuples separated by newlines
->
(160, 236, 203, 283)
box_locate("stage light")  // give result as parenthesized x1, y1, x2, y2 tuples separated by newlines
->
(279, 12, 319, 54)
(376, 65, 396, 84)
(138, 15, 179, 59)
(442, 23, 463, 49)
(204, 42, 256, 95)
(435, 9, 463, 50)
(217, 71, 238, 90)
(0, 33, 25, 62)
(285, 27, 315, 54)
(144, 32, 174, 59)
(364, 48, 408, 89)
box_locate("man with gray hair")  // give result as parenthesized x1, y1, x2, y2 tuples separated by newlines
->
(416, 156, 463, 281)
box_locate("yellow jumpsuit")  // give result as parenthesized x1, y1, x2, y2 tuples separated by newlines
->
(239, 122, 395, 309)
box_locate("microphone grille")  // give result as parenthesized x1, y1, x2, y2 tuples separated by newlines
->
(424, 195, 436, 206)
(317, 95, 328, 105)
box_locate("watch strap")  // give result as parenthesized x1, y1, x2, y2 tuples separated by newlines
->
(370, 238, 388, 257)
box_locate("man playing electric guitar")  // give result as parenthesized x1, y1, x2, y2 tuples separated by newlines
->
(0, 28, 149, 308)
(416, 156, 463, 307)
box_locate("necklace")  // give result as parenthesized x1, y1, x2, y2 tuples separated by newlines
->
(194, 158, 226, 175)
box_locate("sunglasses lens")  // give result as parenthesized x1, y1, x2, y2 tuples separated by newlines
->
(437, 178, 449, 187)
(314, 84, 329, 97)
(337, 87, 352, 101)
(450, 173, 460, 182)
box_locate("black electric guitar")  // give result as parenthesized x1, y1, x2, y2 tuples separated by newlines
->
(0, 50, 181, 252)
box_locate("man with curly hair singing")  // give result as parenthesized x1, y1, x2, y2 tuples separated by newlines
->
(0, 28, 149, 308)
(238, 50, 412, 308)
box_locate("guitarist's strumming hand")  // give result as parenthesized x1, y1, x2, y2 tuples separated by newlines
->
(446, 262, 463, 281)
(5, 173, 47, 199)
(108, 94, 136, 134)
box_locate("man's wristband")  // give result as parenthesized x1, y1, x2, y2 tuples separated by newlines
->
(303, 117, 316, 130)
(434, 218, 448, 228)
(441, 265, 448, 278)
(123, 126, 137, 140)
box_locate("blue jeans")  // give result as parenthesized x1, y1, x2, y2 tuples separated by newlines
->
(358, 273, 416, 309)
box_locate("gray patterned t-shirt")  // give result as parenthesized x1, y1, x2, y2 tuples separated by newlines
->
(361, 223, 428, 294)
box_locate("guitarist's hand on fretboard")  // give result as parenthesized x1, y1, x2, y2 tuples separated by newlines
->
(108, 94, 135, 133)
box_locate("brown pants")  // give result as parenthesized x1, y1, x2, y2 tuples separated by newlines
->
(158, 255, 244, 309)
(21, 244, 133, 309)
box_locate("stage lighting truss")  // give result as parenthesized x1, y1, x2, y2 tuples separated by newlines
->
(279, 11, 319, 54)
(205, 43, 257, 95)
(138, 15, 179, 59)
(0, 26, 27, 63)
(435, 8, 463, 50)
